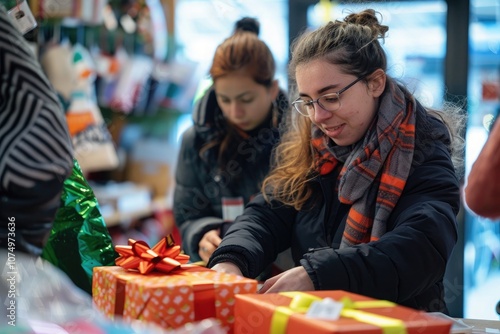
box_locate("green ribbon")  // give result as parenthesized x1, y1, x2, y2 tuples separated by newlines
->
(270, 292, 407, 334)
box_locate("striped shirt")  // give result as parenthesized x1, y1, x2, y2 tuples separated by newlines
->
(0, 6, 73, 254)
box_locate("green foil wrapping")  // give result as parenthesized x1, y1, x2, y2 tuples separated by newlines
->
(41, 159, 117, 294)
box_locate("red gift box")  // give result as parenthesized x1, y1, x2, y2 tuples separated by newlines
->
(92, 237, 257, 332)
(233, 291, 453, 334)
(93, 266, 257, 332)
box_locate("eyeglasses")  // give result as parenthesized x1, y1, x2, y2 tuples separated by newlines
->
(292, 75, 366, 117)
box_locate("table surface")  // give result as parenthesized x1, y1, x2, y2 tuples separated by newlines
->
(460, 318, 500, 332)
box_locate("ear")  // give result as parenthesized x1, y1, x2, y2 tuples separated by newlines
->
(368, 69, 386, 98)
(269, 79, 280, 100)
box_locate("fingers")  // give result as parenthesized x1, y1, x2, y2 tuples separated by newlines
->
(260, 267, 314, 294)
(198, 247, 215, 263)
(258, 280, 273, 294)
(205, 229, 222, 247)
(198, 243, 216, 263)
(258, 271, 286, 294)
(198, 229, 223, 262)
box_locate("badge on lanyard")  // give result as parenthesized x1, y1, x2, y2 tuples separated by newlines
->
(7, 0, 37, 35)
(222, 197, 244, 222)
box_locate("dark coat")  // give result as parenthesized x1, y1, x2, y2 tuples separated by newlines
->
(209, 110, 460, 312)
(173, 86, 289, 262)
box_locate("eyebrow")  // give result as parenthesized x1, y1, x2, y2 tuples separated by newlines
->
(298, 83, 341, 97)
(217, 91, 253, 100)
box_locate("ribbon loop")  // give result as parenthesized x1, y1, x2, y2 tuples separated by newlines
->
(114, 236, 190, 275)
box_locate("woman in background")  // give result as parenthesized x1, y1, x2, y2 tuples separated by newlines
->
(174, 18, 289, 267)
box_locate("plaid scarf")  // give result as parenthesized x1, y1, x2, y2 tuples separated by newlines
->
(311, 80, 416, 248)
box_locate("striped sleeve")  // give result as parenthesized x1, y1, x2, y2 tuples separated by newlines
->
(0, 6, 73, 253)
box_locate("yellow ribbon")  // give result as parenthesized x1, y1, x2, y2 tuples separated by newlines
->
(270, 292, 322, 334)
(270, 292, 408, 334)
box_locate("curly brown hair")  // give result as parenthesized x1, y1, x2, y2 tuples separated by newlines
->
(262, 9, 465, 210)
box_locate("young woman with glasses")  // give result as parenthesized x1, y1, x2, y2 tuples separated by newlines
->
(208, 9, 465, 313)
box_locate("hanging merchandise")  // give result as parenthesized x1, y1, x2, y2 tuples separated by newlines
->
(28, 0, 109, 22)
(94, 47, 127, 108)
(73, 0, 109, 25)
(40, 41, 78, 109)
(41, 159, 118, 295)
(161, 58, 199, 112)
(144, 0, 168, 60)
(131, 61, 168, 116)
(5, 0, 37, 35)
(133, 58, 199, 116)
(67, 44, 119, 173)
(108, 54, 154, 114)
(28, 0, 73, 19)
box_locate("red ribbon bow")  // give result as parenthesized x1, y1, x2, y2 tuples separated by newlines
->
(115, 237, 190, 274)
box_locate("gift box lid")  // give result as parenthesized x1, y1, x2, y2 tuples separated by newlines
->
(234, 290, 453, 334)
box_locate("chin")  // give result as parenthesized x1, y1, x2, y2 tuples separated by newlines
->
(330, 137, 354, 147)
(235, 123, 255, 131)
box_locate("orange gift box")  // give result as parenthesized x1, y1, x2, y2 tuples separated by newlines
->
(234, 291, 453, 334)
(92, 266, 258, 332)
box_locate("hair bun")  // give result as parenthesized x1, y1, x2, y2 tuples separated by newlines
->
(234, 17, 260, 36)
(344, 9, 388, 39)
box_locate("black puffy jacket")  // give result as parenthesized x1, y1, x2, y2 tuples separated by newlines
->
(209, 109, 460, 312)
(173, 86, 289, 262)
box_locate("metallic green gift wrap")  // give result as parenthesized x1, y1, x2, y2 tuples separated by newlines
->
(41, 159, 117, 294)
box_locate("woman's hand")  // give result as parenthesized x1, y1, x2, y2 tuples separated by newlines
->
(211, 262, 243, 276)
(198, 229, 222, 263)
(259, 266, 314, 293)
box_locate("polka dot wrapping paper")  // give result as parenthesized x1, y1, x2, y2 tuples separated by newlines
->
(92, 266, 258, 333)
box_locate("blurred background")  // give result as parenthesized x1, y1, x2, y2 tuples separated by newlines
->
(9, 0, 500, 321)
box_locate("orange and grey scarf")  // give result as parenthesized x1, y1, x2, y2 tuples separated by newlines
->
(311, 80, 416, 248)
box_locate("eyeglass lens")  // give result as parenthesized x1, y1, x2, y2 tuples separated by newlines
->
(295, 93, 341, 116)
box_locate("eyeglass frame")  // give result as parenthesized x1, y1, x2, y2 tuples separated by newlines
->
(292, 75, 367, 117)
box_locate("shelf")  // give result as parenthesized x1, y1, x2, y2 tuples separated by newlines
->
(103, 196, 170, 227)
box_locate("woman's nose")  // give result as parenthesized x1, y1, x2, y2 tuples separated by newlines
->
(311, 103, 331, 123)
(229, 102, 245, 118)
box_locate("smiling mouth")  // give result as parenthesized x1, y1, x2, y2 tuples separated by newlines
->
(325, 124, 344, 131)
